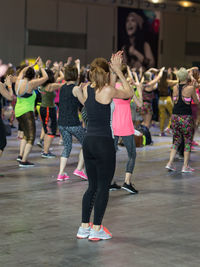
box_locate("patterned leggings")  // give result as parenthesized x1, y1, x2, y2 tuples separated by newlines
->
(171, 114, 194, 152)
(58, 125, 85, 158)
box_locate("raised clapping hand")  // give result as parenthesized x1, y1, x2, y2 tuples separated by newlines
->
(37, 57, 44, 68)
(110, 51, 123, 73)
(45, 59, 52, 68)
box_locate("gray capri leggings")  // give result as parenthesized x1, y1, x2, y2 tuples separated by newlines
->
(114, 135, 136, 173)
(58, 125, 85, 158)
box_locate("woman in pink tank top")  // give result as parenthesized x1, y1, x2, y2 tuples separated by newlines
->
(110, 65, 143, 194)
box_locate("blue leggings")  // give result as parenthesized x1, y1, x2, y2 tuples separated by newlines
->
(114, 135, 136, 173)
(59, 125, 85, 158)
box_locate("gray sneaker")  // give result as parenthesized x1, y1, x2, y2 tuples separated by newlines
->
(77, 224, 92, 239)
(88, 226, 112, 241)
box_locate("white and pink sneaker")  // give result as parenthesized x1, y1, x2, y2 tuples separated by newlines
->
(182, 166, 194, 173)
(73, 169, 88, 180)
(57, 173, 70, 181)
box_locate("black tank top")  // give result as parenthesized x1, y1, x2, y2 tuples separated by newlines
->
(85, 86, 114, 138)
(173, 84, 192, 116)
(58, 84, 81, 126)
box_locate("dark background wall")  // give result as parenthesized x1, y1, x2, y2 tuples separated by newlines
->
(0, 0, 200, 67)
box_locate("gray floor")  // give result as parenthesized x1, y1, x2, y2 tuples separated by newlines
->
(1, 122, 200, 267)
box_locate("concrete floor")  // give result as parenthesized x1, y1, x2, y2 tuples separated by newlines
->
(1, 121, 200, 267)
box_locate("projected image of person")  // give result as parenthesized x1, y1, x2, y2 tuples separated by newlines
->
(119, 9, 157, 70)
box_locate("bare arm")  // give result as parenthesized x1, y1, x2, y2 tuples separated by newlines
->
(191, 86, 199, 104)
(45, 82, 62, 92)
(75, 59, 80, 82)
(187, 67, 198, 72)
(0, 81, 13, 101)
(17, 57, 40, 80)
(146, 67, 165, 88)
(29, 67, 48, 89)
(132, 84, 143, 107)
(56, 71, 64, 83)
(72, 85, 85, 105)
(109, 71, 117, 88)
(167, 79, 178, 87)
(110, 52, 133, 99)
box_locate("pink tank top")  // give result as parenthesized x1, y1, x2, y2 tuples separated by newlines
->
(112, 83, 135, 136)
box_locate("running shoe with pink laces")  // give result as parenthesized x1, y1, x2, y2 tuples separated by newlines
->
(88, 225, 112, 241)
(57, 173, 70, 181)
(73, 169, 88, 180)
(182, 166, 194, 173)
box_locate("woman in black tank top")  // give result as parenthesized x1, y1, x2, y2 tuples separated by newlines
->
(166, 68, 199, 173)
(76, 51, 134, 241)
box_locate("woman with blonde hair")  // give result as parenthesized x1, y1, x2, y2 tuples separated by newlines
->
(76, 51, 133, 241)
(166, 67, 199, 173)
(138, 67, 165, 129)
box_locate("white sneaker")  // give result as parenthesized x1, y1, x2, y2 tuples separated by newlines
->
(77, 223, 92, 239)
(88, 225, 112, 241)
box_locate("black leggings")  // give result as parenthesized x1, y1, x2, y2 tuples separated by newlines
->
(82, 136, 116, 225)
(40, 106, 57, 137)
(0, 118, 7, 151)
(17, 111, 36, 145)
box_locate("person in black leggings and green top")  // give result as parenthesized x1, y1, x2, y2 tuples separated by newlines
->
(15, 58, 48, 167)
(76, 51, 133, 241)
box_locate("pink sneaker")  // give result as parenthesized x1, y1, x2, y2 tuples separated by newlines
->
(73, 169, 88, 180)
(192, 141, 199, 146)
(182, 166, 194, 173)
(57, 173, 70, 181)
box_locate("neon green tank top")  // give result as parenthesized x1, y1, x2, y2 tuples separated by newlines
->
(15, 91, 36, 117)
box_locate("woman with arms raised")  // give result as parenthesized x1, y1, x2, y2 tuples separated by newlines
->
(76, 51, 133, 241)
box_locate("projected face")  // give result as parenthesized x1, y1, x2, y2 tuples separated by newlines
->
(126, 14, 137, 36)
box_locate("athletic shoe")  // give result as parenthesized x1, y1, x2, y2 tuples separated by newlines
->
(182, 166, 194, 173)
(109, 182, 121, 191)
(164, 127, 172, 134)
(77, 223, 93, 239)
(57, 173, 70, 181)
(37, 140, 43, 148)
(159, 132, 166, 137)
(16, 155, 22, 162)
(88, 225, 112, 241)
(121, 182, 138, 194)
(41, 152, 56, 158)
(192, 141, 199, 146)
(19, 161, 35, 167)
(73, 169, 88, 180)
(59, 139, 63, 145)
(165, 164, 176, 171)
